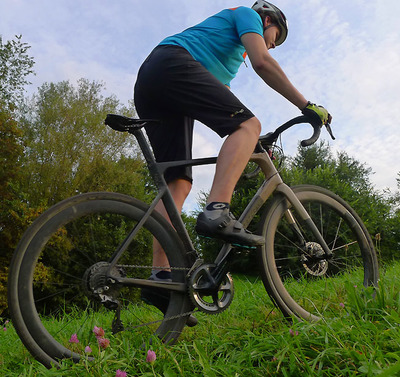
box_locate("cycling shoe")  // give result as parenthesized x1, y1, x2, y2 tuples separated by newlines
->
(141, 276, 198, 327)
(195, 208, 265, 247)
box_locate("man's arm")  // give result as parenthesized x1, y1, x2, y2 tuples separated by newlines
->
(241, 33, 308, 110)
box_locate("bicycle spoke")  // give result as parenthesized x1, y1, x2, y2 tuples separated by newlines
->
(14, 193, 191, 364)
(260, 187, 378, 321)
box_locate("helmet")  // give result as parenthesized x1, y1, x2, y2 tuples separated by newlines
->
(251, 1, 288, 46)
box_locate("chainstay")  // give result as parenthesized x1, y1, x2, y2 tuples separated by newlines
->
(113, 264, 196, 332)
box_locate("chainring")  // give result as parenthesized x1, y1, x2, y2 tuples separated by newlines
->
(188, 263, 234, 314)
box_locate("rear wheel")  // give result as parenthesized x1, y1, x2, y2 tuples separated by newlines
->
(8, 192, 192, 367)
(258, 185, 379, 321)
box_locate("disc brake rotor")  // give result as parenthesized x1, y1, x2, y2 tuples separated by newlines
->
(301, 242, 328, 276)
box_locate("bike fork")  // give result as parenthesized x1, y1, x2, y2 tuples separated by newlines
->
(277, 185, 333, 259)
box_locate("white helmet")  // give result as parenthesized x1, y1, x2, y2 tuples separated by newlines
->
(251, 1, 288, 46)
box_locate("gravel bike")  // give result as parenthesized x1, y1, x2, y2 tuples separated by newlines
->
(8, 114, 379, 367)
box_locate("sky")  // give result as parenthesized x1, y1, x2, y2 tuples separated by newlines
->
(1, 0, 400, 213)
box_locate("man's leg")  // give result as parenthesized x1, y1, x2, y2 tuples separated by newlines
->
(195, 117, 265, 246)
(143, 178, 198, 327)
(208, 117, 261, 203)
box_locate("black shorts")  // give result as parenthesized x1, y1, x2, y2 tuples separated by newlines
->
(134, 45, 255, 183)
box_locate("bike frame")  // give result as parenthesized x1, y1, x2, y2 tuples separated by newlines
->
(107, 123, 332, 293)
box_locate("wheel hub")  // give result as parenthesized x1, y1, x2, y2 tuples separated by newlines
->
(82, 262, 125, 309)
(188, 263, 234, 314)
(301, 242, 328, 276)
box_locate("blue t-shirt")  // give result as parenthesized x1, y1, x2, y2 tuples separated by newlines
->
(159, 7, 263, 86)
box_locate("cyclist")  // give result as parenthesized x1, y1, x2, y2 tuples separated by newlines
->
(135, 1, 331, 320)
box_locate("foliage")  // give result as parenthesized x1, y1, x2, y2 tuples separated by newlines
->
(0, 34, 35, 316)
(0, 34, 35, 110)
(1, 79, 149, 316)
(282, 142, 400, 262)
(17, 79, 144, 208)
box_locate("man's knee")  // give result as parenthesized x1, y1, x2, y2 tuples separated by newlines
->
(240, 117, 262, 137)
(169, 178, 192, 201)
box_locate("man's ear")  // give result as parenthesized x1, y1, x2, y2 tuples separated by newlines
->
(263, 15, 272, 27)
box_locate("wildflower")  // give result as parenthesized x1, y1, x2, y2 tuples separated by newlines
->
(3, 327, 6, 332)
(339, 302, 345, 308)
(146, 349, 156, 363)
(5, 320, 9, 324)
(115, 370, 127, 377)
(93, 326, 105, 338)
(289, 328, 298, 337)
(84, 346, 92, 354)
(97, 337, 110, 349)
(69, 333, 79, 343)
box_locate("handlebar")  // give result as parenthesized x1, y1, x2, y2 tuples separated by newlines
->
(258, 115, 335, 150)
(244, 116, 335, 180)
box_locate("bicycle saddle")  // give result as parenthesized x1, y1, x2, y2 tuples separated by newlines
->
(105, 114, 159, 132)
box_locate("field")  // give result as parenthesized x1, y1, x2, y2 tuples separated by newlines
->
(1, 262, 400, 377)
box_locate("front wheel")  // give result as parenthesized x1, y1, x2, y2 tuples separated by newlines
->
(258, 185, 379, 321)
(8, 192, 193, 367)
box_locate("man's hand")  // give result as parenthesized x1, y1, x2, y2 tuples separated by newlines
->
(302, 102, 332, 125)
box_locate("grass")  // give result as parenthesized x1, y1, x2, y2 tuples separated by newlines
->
(2, 262, 400, 377)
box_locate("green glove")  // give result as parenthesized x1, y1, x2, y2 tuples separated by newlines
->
(302, 102, 331, 125)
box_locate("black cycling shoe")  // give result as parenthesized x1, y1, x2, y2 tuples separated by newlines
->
(195, 208, 265, 247)
(141, 281, 198, 327)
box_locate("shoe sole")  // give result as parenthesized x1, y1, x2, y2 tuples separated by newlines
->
(198, 234, 257, 250)
(142, 289, 197, 327)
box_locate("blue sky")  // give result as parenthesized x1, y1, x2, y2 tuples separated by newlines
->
(2, 0, 400, 212)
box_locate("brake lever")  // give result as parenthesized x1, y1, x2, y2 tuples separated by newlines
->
(325, 123, 335, 140)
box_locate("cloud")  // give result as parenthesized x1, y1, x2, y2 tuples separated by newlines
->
(2, 0, 400, 214)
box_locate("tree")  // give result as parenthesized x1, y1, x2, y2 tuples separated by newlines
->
(283, 142, 396, 261)
(18, 79, 146, 208)
(291, 140, 333, 172)
(0, 35, 35, 110)
(0, 35, 35, 315)
(0, 78, 149, 316)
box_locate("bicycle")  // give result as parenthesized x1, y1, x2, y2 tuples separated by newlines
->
(8, 114, 379, 368)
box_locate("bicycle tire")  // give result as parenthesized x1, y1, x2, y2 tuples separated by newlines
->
(258, 185, 379, 321)
(9, 192, 192, 366)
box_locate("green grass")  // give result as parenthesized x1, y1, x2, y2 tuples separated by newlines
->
(2, 262, 400, 377)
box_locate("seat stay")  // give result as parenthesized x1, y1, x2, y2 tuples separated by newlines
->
(107, 188, 167, 269)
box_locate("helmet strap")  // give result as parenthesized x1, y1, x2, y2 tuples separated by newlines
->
(263, 24, 277, 33)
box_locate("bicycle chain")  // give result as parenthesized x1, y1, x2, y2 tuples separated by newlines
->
(117, 264, 191, 271)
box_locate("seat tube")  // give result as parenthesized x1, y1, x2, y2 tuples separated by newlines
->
(130, 128, 196, 254)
